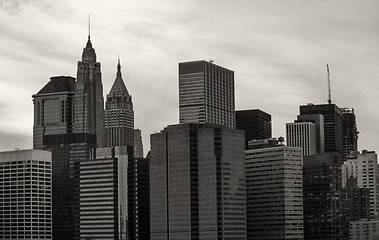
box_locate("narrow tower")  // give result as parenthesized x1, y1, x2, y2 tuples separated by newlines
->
(74, 32, 105, 147)
(105, 59, 134, 147)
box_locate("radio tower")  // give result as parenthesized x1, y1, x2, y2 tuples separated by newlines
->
(327, 64, 332, 104)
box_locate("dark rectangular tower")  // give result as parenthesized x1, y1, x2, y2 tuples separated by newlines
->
(236, 109, 271, 149)
(179, 60, 235, 128)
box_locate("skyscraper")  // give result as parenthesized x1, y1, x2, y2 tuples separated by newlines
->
(303, 152, 343, 239)
(74, 34, 105, 147)
(342, 150, 379, 220)
(150, 123, 246, 239)
(133, 129, 144, 158)
(342, 108, 358, 159)
(245, 143, 304, 239)
(32, 76, 76, 149)
(0, 149, 52, 240)
(79, 146, 128, 240)
(299, 103, 342, 155)
(178, 60, 235, 128)
(236, 109, 272, 149)
(296, 114, 325, 154)
(286, 121, 317, 156)
(105, 59, 134, 147)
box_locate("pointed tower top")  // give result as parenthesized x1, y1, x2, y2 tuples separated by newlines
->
(109, 59, 129, 97)
(86, 14, 92, 48)
(117, 57, 122, 77)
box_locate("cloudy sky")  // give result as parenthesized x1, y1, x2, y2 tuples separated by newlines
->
(0, 0, 378, 155)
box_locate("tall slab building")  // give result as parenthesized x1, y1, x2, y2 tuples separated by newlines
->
(245, 144, 304, 239)
(150, 123, 246, 239)
(179, 60, 235, 128)
(74, 35, 105, 147)
(341, 108, 358, 159)
(105, 59, 134, 147)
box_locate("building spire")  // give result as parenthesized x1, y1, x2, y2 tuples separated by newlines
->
(88, 14, 91, 41)
(117, 57, 122, 77)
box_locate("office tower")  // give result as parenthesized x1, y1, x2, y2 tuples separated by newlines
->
(286, 121, 317, 155)
(303, 152, 343, 239)
(0, 149, 52, 239)
(79, 146, 129, 240)
(128, 156, 150, 240)
(236, 109, 272, 149)
(342, 150, 379, 220)
(74, 34, 105, 147)
(296, 114, 325, 154)
(178, 60, 235, 128)
(350, 220, 379, 240)
(32, 76, 76, 149)
(150, 123, 246, 239)
(105, 60, 134, 147)
(300, 103, 342, 155)
(245, 144, 303, 239)
(340, 176, 371, 239)
(134, 129, 144, 158)
(342, 108, 358, 159)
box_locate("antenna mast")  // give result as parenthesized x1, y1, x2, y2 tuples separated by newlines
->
(327, 64, 331, 104)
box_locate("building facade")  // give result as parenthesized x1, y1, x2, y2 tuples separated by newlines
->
(236, 109, 272, 149)
(105, 60, 134, 148)
(303, 152, 343, 239)
(150, 123, 246, 239)
(179, 60, 235, 128)
(286, 121, 317, 156)
(79, 146, 129, 240)
(350, 220, 379, 240)
(0, 149, 52, 240)
(341, 108, 358, 160)
(299, 103, 342, 155)
(133, 129, 144, 158)
(342, 150, 379, 220)
(128, 156, 150, 240)
(245, 145, 304, 239)
(74, 35, 105, 148)
(32, 76, 76, 149)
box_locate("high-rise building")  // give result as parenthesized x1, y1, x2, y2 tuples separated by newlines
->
(286, 121, 317, 155)
(236, 109, 271, 149)
(350, 220, 379, 240)
(296, 114, 325, 154)
(245, 144, 304, 239)
(79, 146, 129, 240)
(303, 152, 343, 239)
(178, 60, 235, 128)
(150, 123, 246, 239)
(128, 156, 150, 240)
(74, 34, 105, 148)
(300, 103, 342, 155)
(32, 76, 76, 149)
(342, 150, 379, 220)
(105, 60, 134, 148)
(0, 149, 52, 240)
(342, 108, 358, 159)
(133, 129, 144, 158)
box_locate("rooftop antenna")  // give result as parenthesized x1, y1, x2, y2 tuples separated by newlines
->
(327, 64, 331, 104)
(88, 14, 91, 40)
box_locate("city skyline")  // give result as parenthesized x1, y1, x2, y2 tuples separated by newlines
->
(0, 0, 378, 153)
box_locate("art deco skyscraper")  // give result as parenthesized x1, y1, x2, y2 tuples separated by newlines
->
(74, 35, 105, 147)
(179, 60, 235, 128)
(105, 60, 134, 147)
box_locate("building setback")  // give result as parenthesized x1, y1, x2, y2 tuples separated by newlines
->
(105, 60, 134, 148)
(303, 152, 343, 239)
(0, 149, 52, 240)
(150, 123, 246, 239)
(179, 60, 235, 128)
(79, 146, 129, 240)
(236, 109, 272, 149)
(245, 144, 304, 239)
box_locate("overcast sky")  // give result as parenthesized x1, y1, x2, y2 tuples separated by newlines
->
(0, 0, 378, 155)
